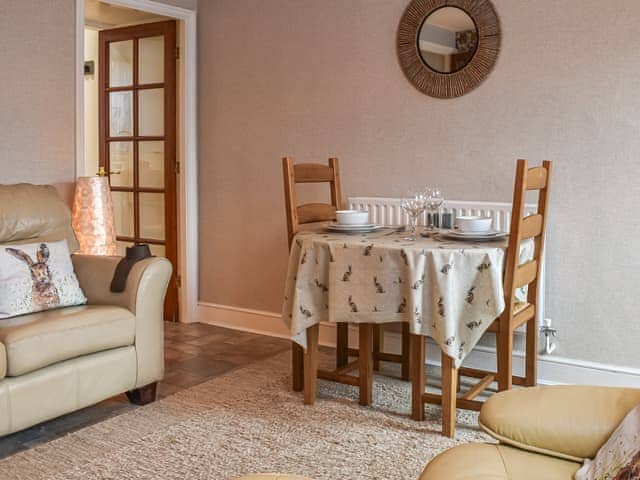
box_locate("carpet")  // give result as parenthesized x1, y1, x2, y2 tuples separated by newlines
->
(0, 351, 491, 480)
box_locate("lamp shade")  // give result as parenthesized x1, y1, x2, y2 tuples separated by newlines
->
(71, 176, 117, 256)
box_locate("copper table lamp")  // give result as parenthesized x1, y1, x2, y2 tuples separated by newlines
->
(71, 176, 117, 256)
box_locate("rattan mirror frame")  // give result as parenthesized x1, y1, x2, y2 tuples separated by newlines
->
(397, 0, 501, 98)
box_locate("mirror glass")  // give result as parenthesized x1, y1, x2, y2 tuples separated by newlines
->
(418, 7, 478, 74)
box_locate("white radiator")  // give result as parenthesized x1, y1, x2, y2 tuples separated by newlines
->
(347, 197, 537, 231)
(347, 196, 545, 328)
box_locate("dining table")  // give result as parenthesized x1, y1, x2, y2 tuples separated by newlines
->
(283, 224, 531, 371)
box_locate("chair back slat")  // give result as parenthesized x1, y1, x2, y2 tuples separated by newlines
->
(514, 260, 538, 289)
(294, 164, 336, 183)
(513, 304, 535, 328)
(297, 203, 337, 225)
(503, 159, 553, 317)
(520, 214, 544, 240)
(282, 156, 343, 247)
(526, 167, 548, 190)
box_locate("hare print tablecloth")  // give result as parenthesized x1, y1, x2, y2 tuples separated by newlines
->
(283, 227, 532, 368)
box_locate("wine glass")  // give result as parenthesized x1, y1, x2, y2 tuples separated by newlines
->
(424, 187, 444, 235)
(400, 190, 427, 241)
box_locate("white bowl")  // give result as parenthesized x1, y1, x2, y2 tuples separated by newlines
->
(455, 216, 493, 233)
(336, 210, 370, 225)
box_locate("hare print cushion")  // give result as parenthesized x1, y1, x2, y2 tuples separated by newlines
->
(574, 403, 640, 480)
(0, 240, 86, 318)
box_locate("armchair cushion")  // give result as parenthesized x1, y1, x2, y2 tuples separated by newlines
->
(419, 443, 580, 480)
(575, 404, 640, 480)
(479, 386, 640, 462)
(0, 305, 134, 376)
(0, 184, 79, 251)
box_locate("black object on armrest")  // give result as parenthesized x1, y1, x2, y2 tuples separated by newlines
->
(110, 244, 153, 293)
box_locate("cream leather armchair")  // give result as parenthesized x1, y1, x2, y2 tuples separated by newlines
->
(0, 184, 171, 436)
(420, 385, 640, 479)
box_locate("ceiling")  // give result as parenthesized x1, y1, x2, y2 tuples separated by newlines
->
(84, 0, 172, 29)
(426, 7, 475, 32)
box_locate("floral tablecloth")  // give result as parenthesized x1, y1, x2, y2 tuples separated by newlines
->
(282, 226, 531, 367)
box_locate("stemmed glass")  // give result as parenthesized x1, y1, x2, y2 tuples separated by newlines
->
(424, 187, 444, 235)
(400, 190, 427, 241)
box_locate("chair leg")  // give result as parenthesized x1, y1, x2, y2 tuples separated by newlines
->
(525, 318, 538, 387)
(410, 334, 425, 421)
(401, 322, 411, 381)
(304, 324, 319, 405)
(497, 327, 513, 391)
(292, 342, 304, 392)
(358, 323, 373, 406)
(441, 352, 458, 438)
(336, 322, 349, 368)
(372, 324, 381, 371)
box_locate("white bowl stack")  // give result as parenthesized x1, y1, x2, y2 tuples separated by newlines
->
(455, 216, 493, 233)
(327, 210, 380, 233)
(336, 210, 370, 225)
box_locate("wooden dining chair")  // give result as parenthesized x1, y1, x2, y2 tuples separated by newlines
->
(282, 157, 410, 406)
(410, 159, 553, 437)
(282, 157, 350, 393)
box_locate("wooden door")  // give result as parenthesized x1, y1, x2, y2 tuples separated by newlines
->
(99, 21, 179, 321)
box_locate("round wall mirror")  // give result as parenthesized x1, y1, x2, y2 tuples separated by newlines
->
(418, 7, 478, 74)
(397, 0, 500, 98)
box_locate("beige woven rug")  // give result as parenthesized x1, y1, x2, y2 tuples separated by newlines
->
(0, 352, 490, 480)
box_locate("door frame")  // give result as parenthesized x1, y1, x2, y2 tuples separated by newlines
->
(76, 0, 199, 324)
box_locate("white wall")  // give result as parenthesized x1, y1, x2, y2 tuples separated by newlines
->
(155, 0, 196, 10)
(0, 0, 76, 203)
(198, 0, 640, 369)
(84, 28, 99, 177)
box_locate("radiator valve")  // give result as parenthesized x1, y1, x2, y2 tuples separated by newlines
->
(540, 318, 557, 355)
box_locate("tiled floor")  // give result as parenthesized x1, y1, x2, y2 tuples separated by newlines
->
(0, 322, 291, 459)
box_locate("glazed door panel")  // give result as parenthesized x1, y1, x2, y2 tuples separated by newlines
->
(99, 21, 178, 321)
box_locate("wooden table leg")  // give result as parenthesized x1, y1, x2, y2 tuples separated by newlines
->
(336, 322, 349, 368)
(304, 324, 319, 405)
(401, 323, 411, 381)
(358, 323, 373, 406)
(441, 352, 458, 438)
(292, 342, 304, 392)
(410, 334, 425, 421)
(372, 324, 381, 371)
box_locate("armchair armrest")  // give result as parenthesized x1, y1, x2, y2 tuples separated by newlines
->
(0, 342, 5, 380)
(72, 254, 172, 387)
(71, 255, 171, 313)
(479, 385, 640, 462)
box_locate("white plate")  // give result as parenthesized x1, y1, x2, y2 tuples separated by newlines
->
(327, 224, 383, 233)
(328, 223, 376, 229)
(439, 230, 508, 241)
(447, 229, 502, 236)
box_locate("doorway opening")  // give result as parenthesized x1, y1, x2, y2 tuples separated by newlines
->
(79, 0, 198, 323)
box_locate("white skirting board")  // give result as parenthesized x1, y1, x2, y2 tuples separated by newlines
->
(198, 302, 640, 388)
